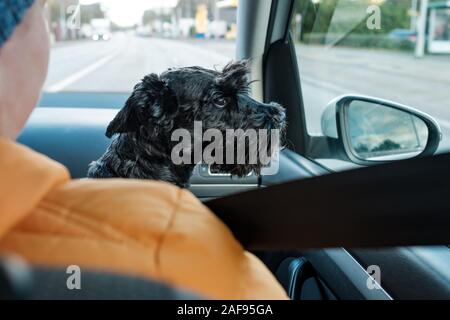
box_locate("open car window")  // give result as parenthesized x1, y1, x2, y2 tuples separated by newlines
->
(291, 0, 450, 166)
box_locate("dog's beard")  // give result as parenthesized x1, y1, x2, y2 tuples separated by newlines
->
(205, 129, 284, 177)
(209, 163, 263, 177)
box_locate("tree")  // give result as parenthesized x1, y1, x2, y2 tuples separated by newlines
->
(371, 139, 401, 152)
(142, 9, 171, 26)
(143, 9, 157, 26)
(293, 0, 415, 40)
(80, 3, 105, 25)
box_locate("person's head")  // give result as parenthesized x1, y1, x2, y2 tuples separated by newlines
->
(0, 0, 49, 139)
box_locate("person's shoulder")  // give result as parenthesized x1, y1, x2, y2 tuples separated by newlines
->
(44, 178, 202, 218)
(35, 178, 286, 299)
(42, 178, 233, 249)
(40, 178, 236, 259)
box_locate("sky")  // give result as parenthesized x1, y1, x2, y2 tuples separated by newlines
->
(80, 0, 178, 27)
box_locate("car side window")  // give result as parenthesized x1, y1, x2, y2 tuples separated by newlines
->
(291, 0, 450, 164)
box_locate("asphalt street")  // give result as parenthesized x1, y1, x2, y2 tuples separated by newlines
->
(43, 33, 450, 152)
(44, 33, 234, 93)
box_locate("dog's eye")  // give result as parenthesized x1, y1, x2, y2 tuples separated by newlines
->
(213, 97, 228, 108)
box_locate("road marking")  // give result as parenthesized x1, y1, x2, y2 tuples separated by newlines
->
(46, 50, 121, 93)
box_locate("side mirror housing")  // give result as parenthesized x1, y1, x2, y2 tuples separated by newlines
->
(319, 95, 442, 165)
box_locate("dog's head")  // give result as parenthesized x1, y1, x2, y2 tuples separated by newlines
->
(106, 60, 286, 176)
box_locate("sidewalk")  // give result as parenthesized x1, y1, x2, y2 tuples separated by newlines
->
(295, 44, 450, 85)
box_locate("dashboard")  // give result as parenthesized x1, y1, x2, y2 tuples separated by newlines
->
(19, 106, 327, 200)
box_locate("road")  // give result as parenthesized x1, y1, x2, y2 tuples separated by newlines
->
(43, 33, 450, 152)
(296, 45, 450, 149)
(44, 33, 235, 93)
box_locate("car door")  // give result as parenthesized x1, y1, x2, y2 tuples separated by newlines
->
(246, 0, 450, 299)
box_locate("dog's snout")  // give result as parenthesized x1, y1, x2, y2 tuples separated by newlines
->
(268, 103, 286, 119)
(237, 94, 286, 130)
(237, 94, 256, 108)
(265, 103, 286, 129)
(238, 94, 284, 113)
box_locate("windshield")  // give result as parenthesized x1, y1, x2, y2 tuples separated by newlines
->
(43, 0, 237, 94)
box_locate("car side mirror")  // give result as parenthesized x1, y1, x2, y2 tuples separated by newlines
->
(320, 95, 442, 165)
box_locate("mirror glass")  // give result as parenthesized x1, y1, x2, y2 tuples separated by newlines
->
(346, 100, 429, 161)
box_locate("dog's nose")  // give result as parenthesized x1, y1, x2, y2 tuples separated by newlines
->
(237, 94, 285, 113)
(268, 103, 286, 119)
(263, 102, 285, 125)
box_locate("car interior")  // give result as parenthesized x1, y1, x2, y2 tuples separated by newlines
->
(7, 0, 450, 300)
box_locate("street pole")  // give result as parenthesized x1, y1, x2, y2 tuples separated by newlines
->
(213, 0, 219, 21)
(415, 0, 429, 58)
(59, 0, 66, 40)
(411, 0, 418, 30)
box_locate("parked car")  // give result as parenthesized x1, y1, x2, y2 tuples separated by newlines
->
(388, 28, 417, 43)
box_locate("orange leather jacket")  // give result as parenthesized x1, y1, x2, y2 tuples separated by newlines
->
(0, 138, 287, 299)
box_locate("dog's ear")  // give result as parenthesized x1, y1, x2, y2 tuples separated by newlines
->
(106, 74, 178, 138)
(217, 60, 250, 91)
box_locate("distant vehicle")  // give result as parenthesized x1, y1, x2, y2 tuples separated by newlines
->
(208, 20, 227, 39)
(91, 18, 112, 41)
(136, 25, 153, 38)
(388, 28, 417, 42)
(79, 24, 93, 39)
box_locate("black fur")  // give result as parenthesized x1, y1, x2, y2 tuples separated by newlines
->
(88, 61, 286, 188)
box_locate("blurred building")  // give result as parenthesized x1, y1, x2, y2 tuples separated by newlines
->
(427, 1, 450, 53)
(176, 0, 215, 20)
(47, 0, 106, 42)
(216, 0, 238, 24)
(173, 0, 238, 38)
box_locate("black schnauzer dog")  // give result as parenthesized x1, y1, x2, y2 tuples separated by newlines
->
(88, 61, 286, 188)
